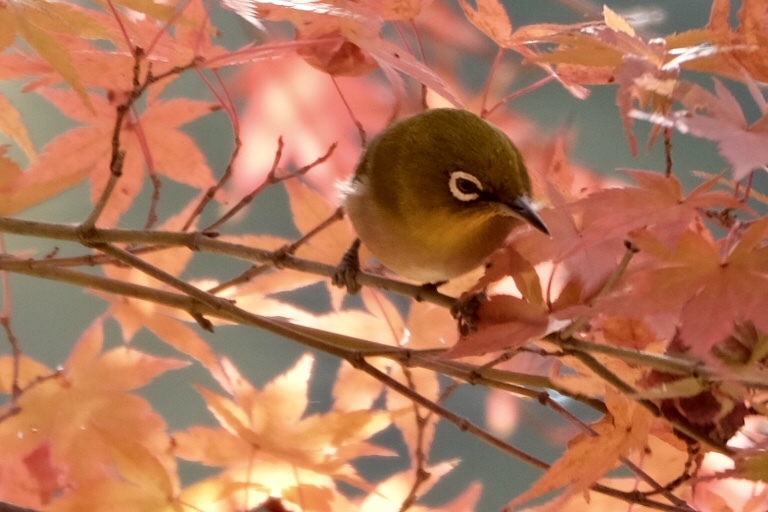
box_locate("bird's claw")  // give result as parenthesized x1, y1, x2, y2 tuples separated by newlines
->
(451, 290, 487, 335)
(332, 239, 363, 294)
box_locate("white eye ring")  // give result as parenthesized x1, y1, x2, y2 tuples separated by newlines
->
(449, 171, 483, 202)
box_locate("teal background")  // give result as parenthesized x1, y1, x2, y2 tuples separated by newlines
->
(1, 1, 763, 511)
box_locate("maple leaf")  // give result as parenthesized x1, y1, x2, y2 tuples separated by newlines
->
(459, 0, 513, 47)
(99, 203, 221, 371)
(512, 184, 627, 301)
(358, 461, 463, 512)
(18, 89, 218, 225)
(446, 295, 550, 358)
(0, 0, 119, 109)
(513, 6, 738, 152)
(597, 218, 768, 362)
(174, 354, 394, 505)
(575, 170, 746, 249)
(0, 320, 185, 498)
(504, 387, 653, 510)
(0, 92, 35, 161)
(669, 0, 768, 84)
(634, 78, 768, 181)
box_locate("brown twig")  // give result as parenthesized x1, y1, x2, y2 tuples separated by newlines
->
(204, 140, 336, 233)
(664, 126, 673, 177)
(79, 55, 201, 231)
(207, 207, 345, 295)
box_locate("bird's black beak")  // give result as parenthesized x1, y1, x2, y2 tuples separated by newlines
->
(508, 196, 550, 236)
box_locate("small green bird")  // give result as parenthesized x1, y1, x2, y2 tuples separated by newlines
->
(338, 108, 548, 288)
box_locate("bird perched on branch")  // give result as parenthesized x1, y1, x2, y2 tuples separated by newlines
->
(335, 108, 549, 292)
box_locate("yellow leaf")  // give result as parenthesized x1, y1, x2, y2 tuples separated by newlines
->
(603, 5, 635, 36)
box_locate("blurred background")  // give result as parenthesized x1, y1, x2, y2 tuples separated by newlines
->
(1, 0, 762, 510)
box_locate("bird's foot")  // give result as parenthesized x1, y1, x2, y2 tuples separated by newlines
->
(451, 289, 487, 335)
(332, 239, 363, 294)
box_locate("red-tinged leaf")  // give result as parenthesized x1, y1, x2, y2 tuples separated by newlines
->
(362, 37, 463, 108)
(141, 98, 220, 129)
(637, 79, 768, 180)
(591, 315, 660, 350)
(307, 310, 402, 346)
(195, 386, 260, 444)
(150, 316, 219, 368)
(332, 359, 385, 411)
(4, 127, 102, 214)
(103, 0, 177, 21)
(224, 235, 326, 296)
(598, 224, 768, 361)
(602, 4, 635, 36)
(22, 1, 114, 40)
(513, 184, 625, 301)
(406, 300, 458, 350)
(285, 178, 356, 306)
(459, 0, 512, 47)
(0, 8, 15, 50)
(576, 170, 745, 250)
(371, 0, 432, 20)
(0, 92, 35, 160)
(63, 320, 105, 382)
(481, 245, 545, 306)
(361, 288, 406, 341)
(446, 295, 549, 358)
(34, 90, 219, 225)
(0, 323, 175, 490)
(0, 53, 50, 80)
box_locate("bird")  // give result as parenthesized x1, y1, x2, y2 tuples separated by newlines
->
(335, 107, 548, 292)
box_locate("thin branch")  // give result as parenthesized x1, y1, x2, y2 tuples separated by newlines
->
(80, 56, 201, 231)
(204, 136, 284, 232)
(130, 105, 162, 229)
(207, 207, 344, 295)
(664, 126, 673, 177)
(480, 48, 505, 118)
(560, 242, 637, 339)
(483, 75, 556, 119)
(204, 140, 336, 233)
(331, 77, 366, 148)
(0, 217, 458, 309)
(182, 136, 242, 232)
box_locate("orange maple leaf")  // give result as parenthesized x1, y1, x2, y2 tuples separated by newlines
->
(503, 386, 653, 510)
(0, 320, 186, 500)
(174, 355, 393, 500)
(17, 89, 218, 225)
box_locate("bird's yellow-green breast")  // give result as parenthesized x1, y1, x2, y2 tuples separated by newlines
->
(342, 108, 547, 282)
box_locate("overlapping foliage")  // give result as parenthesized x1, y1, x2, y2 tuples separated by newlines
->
(1, 0, 767, 511)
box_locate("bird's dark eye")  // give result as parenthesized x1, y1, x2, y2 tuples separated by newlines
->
(449, 171, 483, 202)
(456, 178, 480, 194)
